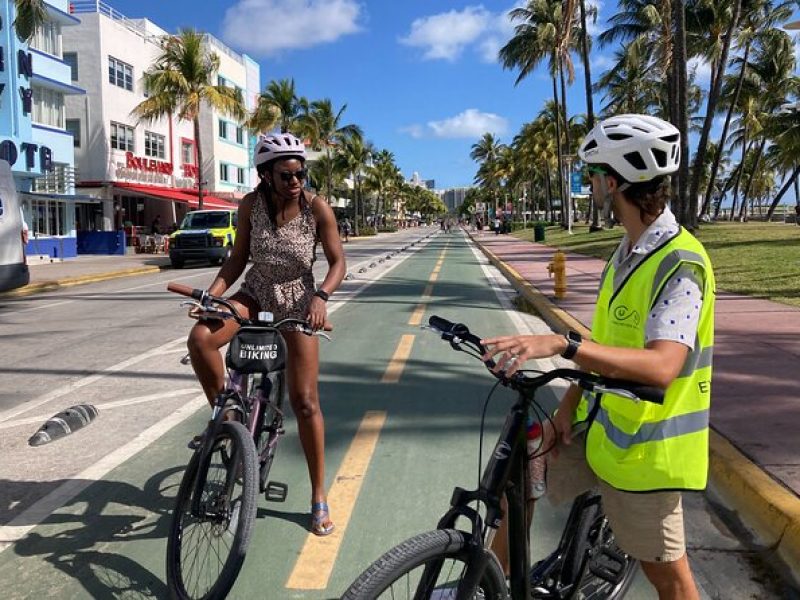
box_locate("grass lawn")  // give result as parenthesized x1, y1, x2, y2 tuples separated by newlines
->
(514, 221, 800, 308)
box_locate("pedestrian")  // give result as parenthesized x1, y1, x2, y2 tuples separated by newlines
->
(483, 114, 714, 600)
(151, 214, 161, 235)
(342, 218, 351, 242)
(494, 217, 501, 235)
(185, 133, 346, 536)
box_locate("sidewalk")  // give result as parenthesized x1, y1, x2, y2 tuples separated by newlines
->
(470, 229, 800, 584)
(4, 254, 171, 297)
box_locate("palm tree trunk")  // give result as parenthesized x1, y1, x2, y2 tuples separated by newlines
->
(689, 0, 742, 221)
(739, 137, 767, 221)
(325, 145, 333, 203)
(551, 76, 566, 225)
(704, 41, 752, 215)
(544, 169, 553, 221)
(765, 165, 800, 220)
(194, 116, 204, 210)
(730, 135, 750, 221)
(673, 0, 691, 227)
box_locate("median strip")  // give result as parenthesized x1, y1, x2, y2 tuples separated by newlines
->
(285, 410, 387, 590)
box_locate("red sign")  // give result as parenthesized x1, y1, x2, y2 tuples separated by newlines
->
(182, 164, 198, 179)
(126, 152, 173, 175)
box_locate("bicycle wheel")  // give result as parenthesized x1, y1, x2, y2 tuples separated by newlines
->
(342, 529, 508, 600)
(166, 421, 258, 600)
(556, 505, 638, 600)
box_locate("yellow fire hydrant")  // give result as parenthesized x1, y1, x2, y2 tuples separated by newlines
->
(547, 250, 567, 299)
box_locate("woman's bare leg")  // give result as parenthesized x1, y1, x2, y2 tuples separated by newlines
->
(186, 292, 259, 407)
(283, 330, 332, 530)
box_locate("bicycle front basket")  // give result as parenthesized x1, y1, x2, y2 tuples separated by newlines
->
(226, 327, 287, 374)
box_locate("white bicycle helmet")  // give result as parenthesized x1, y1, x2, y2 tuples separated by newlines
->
(578, 114, 680, 183)
(254, 133, 306, 167)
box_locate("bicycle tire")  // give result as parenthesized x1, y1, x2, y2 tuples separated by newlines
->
(341, 529, 508, 600)
(166, 421, 258, 600)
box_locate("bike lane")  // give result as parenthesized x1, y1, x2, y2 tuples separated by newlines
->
(0, 232, 754, 598)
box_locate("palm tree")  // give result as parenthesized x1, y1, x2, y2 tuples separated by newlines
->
(500, 0, 577, 225)
(299, 99, 363, 207)
(363, 150, 400, 221)
(13, 0, 46, 42)
(339, 134, 373, 236)
(132, 29, 246, 210)
(764, 110, 800, 220)
(470, 133, 506, 214)
(248, 78, 304, 134)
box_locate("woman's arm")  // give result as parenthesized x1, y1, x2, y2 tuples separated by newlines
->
(207, 194, 254, 297)
(312, 195, 346, 295)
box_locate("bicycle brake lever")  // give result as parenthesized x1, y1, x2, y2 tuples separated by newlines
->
(314, 331, 332, 341)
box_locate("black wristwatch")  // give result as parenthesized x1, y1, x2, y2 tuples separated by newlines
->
(561, 330, 582, 360)
(314, 289, 330, 302)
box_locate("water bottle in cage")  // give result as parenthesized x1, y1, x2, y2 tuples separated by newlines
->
(527, 420, 547, 500)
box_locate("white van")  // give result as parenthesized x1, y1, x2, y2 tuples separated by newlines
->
(0, 160, 30, 292)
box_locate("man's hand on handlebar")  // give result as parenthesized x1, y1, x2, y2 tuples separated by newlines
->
(481, 333, 567, 377)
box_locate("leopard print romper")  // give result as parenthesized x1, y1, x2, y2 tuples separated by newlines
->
(239, 191, 317, 322)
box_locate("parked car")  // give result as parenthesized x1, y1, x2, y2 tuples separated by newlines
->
(169, 209, 237, 269)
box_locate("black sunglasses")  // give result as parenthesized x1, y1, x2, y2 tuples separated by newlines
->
(278, 169, 307, 183)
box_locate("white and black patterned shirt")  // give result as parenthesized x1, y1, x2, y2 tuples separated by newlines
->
(610, 207, 704, 350)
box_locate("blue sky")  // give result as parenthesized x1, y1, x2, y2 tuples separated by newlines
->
(108, 1, 799, 194)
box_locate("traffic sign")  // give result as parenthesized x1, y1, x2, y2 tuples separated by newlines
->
(571, 172, 583, 194)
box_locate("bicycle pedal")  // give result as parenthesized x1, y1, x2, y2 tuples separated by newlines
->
(588, 547, 628, 584)
(265, 481, 288, 502)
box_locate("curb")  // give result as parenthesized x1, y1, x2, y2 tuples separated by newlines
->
(1, 265, 167, 299)
(467, 231, 800, 585)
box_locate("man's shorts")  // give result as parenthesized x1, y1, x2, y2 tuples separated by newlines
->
(546, 431, 686, 564)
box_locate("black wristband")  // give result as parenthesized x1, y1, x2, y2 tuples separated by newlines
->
(314, 289, 330, 302)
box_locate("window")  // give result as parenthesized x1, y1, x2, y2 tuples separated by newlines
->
(217, 75, 227, 87)
(220, 163, 229, 182)
(144, 131, 166, 159)
(218, 119, 228, 139)
(108, 56, 133, 91)
(110, 122, 135, 152)
(237, 167, 245, 185)
(63, 52, 78, 81)
(31, 197, 68, 236)
(30, 20, 62, 57)
(66, 119, 80, 147)
(235, 126, 244, 145)
(32, 86, 65, 128)
(182, 140, 195, 164)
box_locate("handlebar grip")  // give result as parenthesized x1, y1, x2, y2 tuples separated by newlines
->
(604, 378, 665, 404)
(167, 282, 205, 300)
(429, 315, 455, 332)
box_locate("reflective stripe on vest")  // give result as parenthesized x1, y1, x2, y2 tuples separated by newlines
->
(585, 227, 716, 492)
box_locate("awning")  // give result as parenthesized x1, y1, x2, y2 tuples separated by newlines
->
(21, 191, 102, 203)
(113, 183, 238, 210)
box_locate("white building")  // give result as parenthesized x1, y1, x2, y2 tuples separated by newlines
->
(63, 1, 259, 235)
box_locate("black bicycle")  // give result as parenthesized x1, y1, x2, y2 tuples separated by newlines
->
(165, 282, 330, 600)
(342, 315, 664, 600)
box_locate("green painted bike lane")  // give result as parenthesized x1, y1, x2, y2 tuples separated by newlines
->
(0, 233, 656, 599)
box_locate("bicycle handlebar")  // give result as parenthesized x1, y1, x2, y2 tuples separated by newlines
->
(428, 315, 664, 405)
(167, 282, 332, 334)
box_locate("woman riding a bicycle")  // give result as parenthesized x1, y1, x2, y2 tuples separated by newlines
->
(186, 132, 346, 536)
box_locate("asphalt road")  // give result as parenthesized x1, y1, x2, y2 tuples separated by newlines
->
(0, 229, 793, 599)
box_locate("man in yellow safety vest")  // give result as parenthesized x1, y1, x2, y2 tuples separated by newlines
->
(483, 114, 715, 600)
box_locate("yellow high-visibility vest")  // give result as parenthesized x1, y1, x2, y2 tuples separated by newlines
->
(584, 228, 715, 491)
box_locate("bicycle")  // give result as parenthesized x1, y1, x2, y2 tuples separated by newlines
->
(342, 315, 664, 600)
(165, 282, 330, 600)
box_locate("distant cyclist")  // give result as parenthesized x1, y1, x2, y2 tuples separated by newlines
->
(483, 114, 715, 600)
(186, 133, 346, 536)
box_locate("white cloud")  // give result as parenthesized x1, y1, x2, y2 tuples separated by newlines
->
(400, 6, 491, 61)
(400, 4, 525, 63)
(402, 109, 509, 139)
(221, 0, 362, 55)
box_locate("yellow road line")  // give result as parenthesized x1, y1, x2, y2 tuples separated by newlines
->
(285, 411, 388, 590)
(407, 247, 448, 326)
(381, 334, 416, 383)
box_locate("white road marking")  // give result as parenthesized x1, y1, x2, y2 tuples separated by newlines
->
(0, 394, 207, 554)
(0, 388, 199, 431)
(0, 337, 187, 423)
